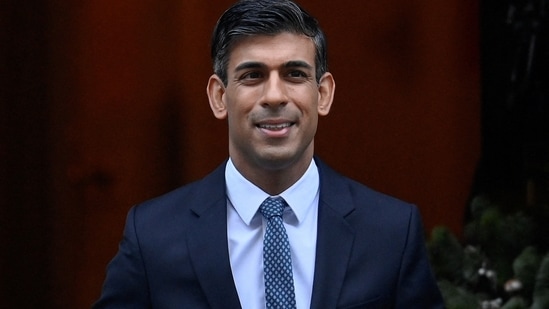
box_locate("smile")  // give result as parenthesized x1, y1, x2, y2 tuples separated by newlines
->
(257, 123, 293, 130)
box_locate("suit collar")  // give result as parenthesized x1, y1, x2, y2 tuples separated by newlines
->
(186, 161, 242, 309)
(188, 162, 227, 217)
(315, 157, 355, 217)
(310, 157, 356, 309)
(188, 157, 354, 216)
(226, 157, 320, 225)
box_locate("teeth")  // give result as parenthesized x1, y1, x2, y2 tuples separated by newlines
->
(259, 123, 292, 130)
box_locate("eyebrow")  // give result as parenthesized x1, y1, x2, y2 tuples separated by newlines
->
(234, 61, 265, 72)
(284, 60, 313, 70)
(234, 60, 314, 72)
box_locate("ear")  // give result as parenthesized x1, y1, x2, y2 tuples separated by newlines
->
(317, 72, 335, 116)
(207, 74, 228, 119)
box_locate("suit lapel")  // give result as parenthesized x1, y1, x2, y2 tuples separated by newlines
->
(310, 158, 356, 309)
(184, 159, 356, 309)
(186, 162, 242, 309)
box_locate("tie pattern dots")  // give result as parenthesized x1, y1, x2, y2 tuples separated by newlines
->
(260, 197, 297, 309)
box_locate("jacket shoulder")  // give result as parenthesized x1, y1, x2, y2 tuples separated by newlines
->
(316, 157, 415, 215)
(131, 162, 227, 226)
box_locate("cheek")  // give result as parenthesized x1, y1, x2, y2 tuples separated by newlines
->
(296, 95, 320, 116)
(226, 89, 258, 112)
(226, 102, 253, 133)
(291, 85, 320, 106)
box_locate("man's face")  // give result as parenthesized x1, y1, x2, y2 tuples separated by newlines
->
(208, 32, 334, 174)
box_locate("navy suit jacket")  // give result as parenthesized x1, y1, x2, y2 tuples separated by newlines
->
(93, 158, 444, 308)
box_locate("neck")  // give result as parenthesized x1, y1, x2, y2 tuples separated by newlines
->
(231, 155, 313, 196)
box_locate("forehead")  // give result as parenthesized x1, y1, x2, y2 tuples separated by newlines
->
(228, 32, 316, 70)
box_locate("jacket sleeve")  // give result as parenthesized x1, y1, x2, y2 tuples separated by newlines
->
(394, 206, 445, 308)
(92, 206, 151, 308)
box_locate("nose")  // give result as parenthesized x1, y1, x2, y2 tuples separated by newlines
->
(260, 72, 288, 108)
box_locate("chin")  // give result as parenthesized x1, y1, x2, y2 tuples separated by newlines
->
(257, 157, 293, 170)
(255, 149, 309, 171)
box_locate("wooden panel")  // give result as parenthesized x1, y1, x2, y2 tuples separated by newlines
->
(174, 0, 481, 235)
(309, 0, 480, 235)
(1, 0, 54, 307)
(44, 0, 480, 307)
(48, 0, 181, 307)
(174, 0, 234, 182)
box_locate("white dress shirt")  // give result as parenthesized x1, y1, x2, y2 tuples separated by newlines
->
(226, 158, 319, 309)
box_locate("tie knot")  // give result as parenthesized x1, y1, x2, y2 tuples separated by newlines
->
(259, 197, 287, 219)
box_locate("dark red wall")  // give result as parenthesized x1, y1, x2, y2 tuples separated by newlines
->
(2, 0, 480, 307)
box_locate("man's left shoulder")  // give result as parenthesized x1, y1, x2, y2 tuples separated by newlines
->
(346, 176, 417, 215)
(316, 157, 416, 214)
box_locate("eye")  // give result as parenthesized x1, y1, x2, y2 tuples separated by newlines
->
(236, 71, 264, 85)
(287, 70, 308, 78)
(241, 71, 263, 80)
(285, 70, 312, 84)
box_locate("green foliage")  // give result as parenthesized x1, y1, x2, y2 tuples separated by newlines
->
(428, 226, 465, 282)
(531, 254, 549, 309)
(428, 195, 549, 309)
(513, 247, 541, 297)
(501, 297, 527, 309)
(437, 280, 480, 309)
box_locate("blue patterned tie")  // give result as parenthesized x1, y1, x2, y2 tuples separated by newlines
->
(259, 197, 297, 309)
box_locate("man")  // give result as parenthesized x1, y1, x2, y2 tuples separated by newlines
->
(93, 0, 445, 308)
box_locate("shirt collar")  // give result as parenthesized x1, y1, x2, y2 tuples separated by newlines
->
(225, 158, 319, 225)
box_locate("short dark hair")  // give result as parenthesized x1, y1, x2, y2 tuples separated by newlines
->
(210, 0, 328, 85)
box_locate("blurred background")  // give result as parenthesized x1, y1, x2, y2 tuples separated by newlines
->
(1, 0, 547, 307)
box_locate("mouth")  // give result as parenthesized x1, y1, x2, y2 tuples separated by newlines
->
(255, 120, 295, 137)
(256, 122, 294, 131)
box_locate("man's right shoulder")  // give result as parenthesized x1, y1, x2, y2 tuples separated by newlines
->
(130, 161, 228, 221)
